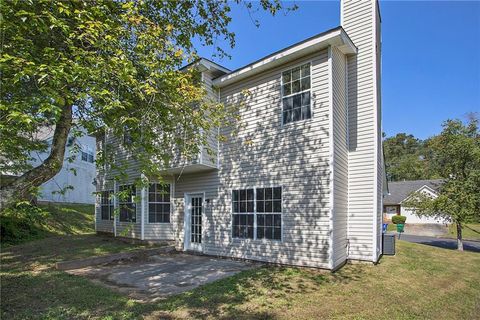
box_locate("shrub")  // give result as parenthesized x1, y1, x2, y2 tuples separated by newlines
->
(0, 202, 48, 245)
(391, 215, 407, 224)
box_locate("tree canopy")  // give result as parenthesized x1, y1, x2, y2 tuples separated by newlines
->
(0, 0, 294, 208)
(383, 133, 440, 181)
(403, 118, 480, 250)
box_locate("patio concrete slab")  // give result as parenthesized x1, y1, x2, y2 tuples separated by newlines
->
(68, 253, 257, 300)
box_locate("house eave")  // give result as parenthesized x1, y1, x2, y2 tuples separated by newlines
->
(213, 27, 357, 88)
(181, 58, 230, 77)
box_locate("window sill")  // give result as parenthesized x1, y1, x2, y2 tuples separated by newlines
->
(231, 237, 283, 244)
(146, 222, 172, 225)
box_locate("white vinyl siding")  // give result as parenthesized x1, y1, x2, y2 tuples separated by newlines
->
(198, 50, 331, 268)
(342, 0, 382, 261)
(330, 46, 349, 269)
(95, 0, 383, 269)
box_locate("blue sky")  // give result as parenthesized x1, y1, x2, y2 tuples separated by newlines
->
(195, 1, 480, 139)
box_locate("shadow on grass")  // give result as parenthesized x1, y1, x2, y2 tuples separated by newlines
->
(0, 234, 149, 272)
(134, 264, 365, 319)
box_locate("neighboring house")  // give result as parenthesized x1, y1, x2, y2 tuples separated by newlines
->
(96, 0, 384, 270)
(383, 179, 447, 224)
(29, 127, 96, 204)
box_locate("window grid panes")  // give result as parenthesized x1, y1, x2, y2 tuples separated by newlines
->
(148, 184, 171, 223)
(81, 150, 94, 163)
(119, 185, 136, 222)
(282, 63, 311, 124)
(100, 190, 114, 220)
(232, 187, 282, 241)
(232, 188, 255, 239)
(190, 196, 203, 244)
(256, 187, 282, 240)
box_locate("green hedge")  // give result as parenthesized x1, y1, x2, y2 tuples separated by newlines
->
(391, 215, 407, 224)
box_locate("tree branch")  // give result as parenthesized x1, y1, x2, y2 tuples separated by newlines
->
(1, 104, 73, 205)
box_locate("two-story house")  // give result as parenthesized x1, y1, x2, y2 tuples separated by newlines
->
(95, 0, 384, 270)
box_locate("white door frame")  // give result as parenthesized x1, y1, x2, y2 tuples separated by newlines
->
(183, 192, 205, 252)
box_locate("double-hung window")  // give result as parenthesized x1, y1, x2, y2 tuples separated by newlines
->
(232, 187, 282, 241)
(282, 63, 311, 125)
(119, 185, 136, 222)
(256, 187, 282, 240)
(148, 183, 171, 223)
(100, 190, 114, 220)
(232, 189, 254, 239)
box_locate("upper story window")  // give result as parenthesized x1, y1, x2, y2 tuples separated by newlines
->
(148, 183, 171, 223)
(281, 63, 311, 125)
(81, 146, 94, 163)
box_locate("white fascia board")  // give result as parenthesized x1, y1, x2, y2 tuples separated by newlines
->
(400, 185, 439, 205)
(183, 58, 230, 74)
(201, 59, 231, 74)
(213, 28, 357, 88)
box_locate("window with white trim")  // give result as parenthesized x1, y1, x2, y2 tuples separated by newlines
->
(81, 146, 94, 163)
(100, 190, 114, 220)
(256, 187, 282, 240)
(119, 185, 136, 222)
(282, 63, 311, 124)
(148, 183, 171, 223)
(232, 189, 254, 239)
(232, 187, 282, 240)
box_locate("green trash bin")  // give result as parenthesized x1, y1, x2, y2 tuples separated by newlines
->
(396, 223, 405, 233)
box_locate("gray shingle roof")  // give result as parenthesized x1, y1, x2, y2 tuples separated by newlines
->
(383, 179, 443, 205)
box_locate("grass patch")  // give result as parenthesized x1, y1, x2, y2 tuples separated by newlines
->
(2, 237, 480, 319)
(447, 224, 480, 241)
(1, 202, 94, 245)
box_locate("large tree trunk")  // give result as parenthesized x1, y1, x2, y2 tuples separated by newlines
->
(456, 222, 464, 251)
(0, 105, 73, 210)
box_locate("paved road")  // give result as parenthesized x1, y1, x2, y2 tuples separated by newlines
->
(398, 234, 480, 253)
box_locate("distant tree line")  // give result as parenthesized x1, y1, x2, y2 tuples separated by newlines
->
(384, 114, 479, 182)
(383, 132, 439, 181)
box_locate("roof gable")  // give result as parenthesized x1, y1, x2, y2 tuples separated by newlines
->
(383, 179, 443, 205)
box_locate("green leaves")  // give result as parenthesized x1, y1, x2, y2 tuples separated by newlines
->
(1, 0, 292, 193)
(404, 118, 480, 225)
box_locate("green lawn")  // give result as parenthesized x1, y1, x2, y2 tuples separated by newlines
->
(386, 222, 480, 241)
(448, 224, 480, 241)
(2, 236, 480, 319)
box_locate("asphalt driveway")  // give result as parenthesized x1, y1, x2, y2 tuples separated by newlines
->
(68, 253, 257, 300)
(398, 234, 480, 253)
